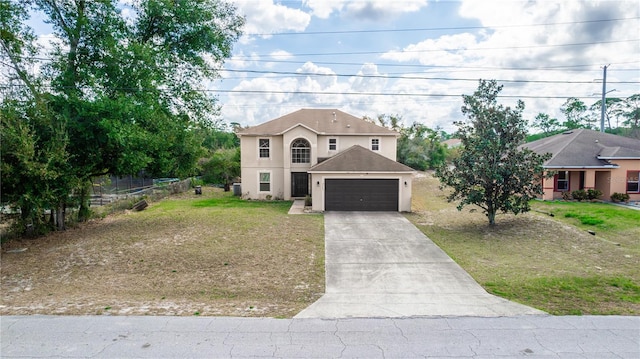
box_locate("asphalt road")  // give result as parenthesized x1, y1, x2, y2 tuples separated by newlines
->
(2, 315, 638, 358)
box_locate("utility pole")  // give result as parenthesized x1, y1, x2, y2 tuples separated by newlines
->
(600, 64, 609, 133)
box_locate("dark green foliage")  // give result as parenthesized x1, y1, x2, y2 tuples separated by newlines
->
(571, 189, 588, 201)
(531, 112, 561, 135)
(611, 192, 630, 203)
(535, 94, 639, 136)
(435, 80, 551, 225)
(587, 189, 602, 200)
(202, 129, 240, 151)
(365, 114, 448, 170)
(560, 97, 590, 129)
(201, 148, 240, 188)
(398, 122, 447, 170)
(1, 0, 244, 235)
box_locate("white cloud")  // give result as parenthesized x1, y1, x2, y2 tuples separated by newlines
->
(231, 0, 311, 36)
(304, 0, 427, 20)
(225, 51, 260, 69)
(270, 50, 293, 60)
(350, 63, 387, 92)
(221, 1, 639, 132)
(303, 0, 344, 19)
(381, 33, 481, 66)
(368, 0, 640, 130)
(297, 61, 339, 89)
(343, 0, 428, 20)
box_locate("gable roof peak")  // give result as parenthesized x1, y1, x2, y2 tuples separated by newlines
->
(308, 145, 414, 173)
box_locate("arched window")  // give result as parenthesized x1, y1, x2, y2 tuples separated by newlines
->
(291, 138, 311, 163)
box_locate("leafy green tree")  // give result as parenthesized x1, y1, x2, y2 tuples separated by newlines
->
(365, 114, 447, 170)
(560, 98, 589, 129)
(201, 128, 240, 151)
(398, 122, 446, 170)
(589, 97, 623, 130)
(436, 80, 551, 226)
(618, 94, 640, 128)
(201, 148, 240, 190)
(531, 112, 560, 135)
(1, 0, 244, 235)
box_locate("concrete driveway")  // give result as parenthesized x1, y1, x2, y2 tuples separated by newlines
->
(295, 212, 545, 318)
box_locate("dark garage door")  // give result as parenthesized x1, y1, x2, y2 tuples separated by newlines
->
(325, 179, 398, 211)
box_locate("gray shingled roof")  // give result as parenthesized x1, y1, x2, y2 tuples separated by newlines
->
(237, 109, 398, 136)
(308, 145, 415, 172)
(523, 129, 640, 168)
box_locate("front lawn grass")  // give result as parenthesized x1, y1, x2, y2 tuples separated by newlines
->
(532, 201, 640, 251)
(1, 187, 325, 317)
(408, 173, 640, 315)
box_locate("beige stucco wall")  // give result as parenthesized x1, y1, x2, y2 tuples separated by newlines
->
(240, 128, 399, 200)
(240, 136, 285, 199)
(316, 135, 397, 161)
(309, 172, 413, 212)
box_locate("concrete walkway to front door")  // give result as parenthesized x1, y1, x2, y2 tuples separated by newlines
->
(295, 212, 545, 318)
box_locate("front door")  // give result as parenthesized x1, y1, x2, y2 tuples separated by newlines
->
(291, 172, 309, 197)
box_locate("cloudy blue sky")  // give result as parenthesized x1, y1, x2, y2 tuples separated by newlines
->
(24, 0, 640, 132)
(218, 0, 639, 131)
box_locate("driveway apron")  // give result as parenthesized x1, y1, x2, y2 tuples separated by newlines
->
(295, 212, 545, 318)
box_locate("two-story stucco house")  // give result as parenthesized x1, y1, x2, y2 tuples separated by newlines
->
(237, 109, 415, 212)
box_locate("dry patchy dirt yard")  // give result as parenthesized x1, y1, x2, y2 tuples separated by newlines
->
(3, 174, 638, 317)
(1, 188, 325, 317)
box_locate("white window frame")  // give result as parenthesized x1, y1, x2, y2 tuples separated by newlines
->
(328, 138, 338, 151)
(291, 138, 311, 164)
(370, 137, 381, 152)
(258, 171, 271, 193)
(258, 138, 270, 159)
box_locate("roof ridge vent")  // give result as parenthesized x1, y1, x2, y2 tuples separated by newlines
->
(562, 130, 573, 135)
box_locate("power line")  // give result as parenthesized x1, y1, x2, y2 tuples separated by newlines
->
(198, 89, 606, 100)
(231, 39, 639, 59)
(15, 53, 639, 73)
(226, 59, 640, 71)
(221, 69, 640, 85)
(246, 17, 640, 36)
(0, 83, 609, 100)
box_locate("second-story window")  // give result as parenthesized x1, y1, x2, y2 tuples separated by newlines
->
(259, 138, 270, 158)
(329, 138, 337, 151)
(291, 138, 311, 163)
(370, 138, 380, 151)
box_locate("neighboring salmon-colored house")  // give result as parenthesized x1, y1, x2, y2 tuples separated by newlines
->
(524, 129, 640, 202)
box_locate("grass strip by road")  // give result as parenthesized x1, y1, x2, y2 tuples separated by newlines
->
(408, 173, 640, 315)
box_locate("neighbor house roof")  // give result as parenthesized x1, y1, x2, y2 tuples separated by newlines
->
(237, 109, 398, 136)
(308, 145, 415, 173)
(523, 129, 640, 168)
